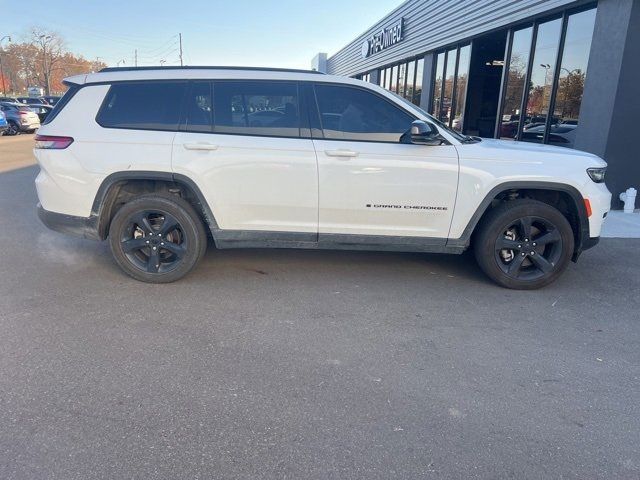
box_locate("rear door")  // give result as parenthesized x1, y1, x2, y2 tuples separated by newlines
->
(172, 80, 318, 236)
(311, 83, 459, 239)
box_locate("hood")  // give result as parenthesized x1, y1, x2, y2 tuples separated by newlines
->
(458, 138, 606, 167)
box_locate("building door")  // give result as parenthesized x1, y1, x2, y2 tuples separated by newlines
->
(463, 31, 507, 137)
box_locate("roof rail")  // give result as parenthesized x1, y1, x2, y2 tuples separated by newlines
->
(98, 66, 325, 74)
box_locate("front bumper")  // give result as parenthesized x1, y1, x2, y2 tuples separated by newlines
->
(37, 203, 100, 240)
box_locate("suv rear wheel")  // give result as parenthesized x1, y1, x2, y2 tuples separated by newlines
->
(473, 199, 574, 289)
(108, 194, 207, 283)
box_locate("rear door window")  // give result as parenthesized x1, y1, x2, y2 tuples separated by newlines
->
(184, 81, 214, 133)
(212, 81, 300, 137)
(97, 81, 187, 131)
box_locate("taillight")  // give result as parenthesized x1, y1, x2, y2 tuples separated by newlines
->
(34, 135, 74, 149)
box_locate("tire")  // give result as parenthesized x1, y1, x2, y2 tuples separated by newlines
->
(5, 121, 19, 136)
(108, 194, 207, 283)
(473, 199, 575, 290)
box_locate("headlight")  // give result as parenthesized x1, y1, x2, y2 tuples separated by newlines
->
(587, 167, 606, 183)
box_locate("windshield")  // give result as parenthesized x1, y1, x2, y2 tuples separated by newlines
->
(389, 92, 474, 143)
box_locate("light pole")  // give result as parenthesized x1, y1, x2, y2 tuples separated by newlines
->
(160, 60, 166, 67)
(117, 59, 126, 67)
(0, 35, 11, 96)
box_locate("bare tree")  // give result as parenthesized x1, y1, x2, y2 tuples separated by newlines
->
(30, 27, 65, 95)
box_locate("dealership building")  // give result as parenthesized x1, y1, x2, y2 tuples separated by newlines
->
(312, 0, 639, 207)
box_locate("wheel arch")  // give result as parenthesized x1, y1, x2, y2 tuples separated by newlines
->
(91, 171, 219, 241)
(449, 181, 590, 260)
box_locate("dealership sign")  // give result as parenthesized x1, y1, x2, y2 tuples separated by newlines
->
(361, 18, 405, 58)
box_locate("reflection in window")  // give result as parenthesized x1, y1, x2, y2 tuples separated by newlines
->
(431, 53, 445, 116)
(522, 18, 562, 143)
(315, 84, 414, 142)
(213, 81, 300, 137)
(499, 27, 533, 139)
(414, 58, 424, 106)
(185, 81, 213, 132)
(397, 63, 406, 98)
(405, 61, 416, 102)
(452, 45, 470, 131)
(552, 8, 596, 147)
(441, 48, 457, 124)
(390, 65, 398, 93)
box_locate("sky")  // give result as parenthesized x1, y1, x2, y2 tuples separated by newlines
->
(0, 0, 404, 68)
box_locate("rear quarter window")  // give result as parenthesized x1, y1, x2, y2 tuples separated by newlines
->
(42, 85, 79, 125)
(96, 81, 187, 131)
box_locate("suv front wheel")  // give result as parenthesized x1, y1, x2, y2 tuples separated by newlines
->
(474, 199, 575, 289)
(108, 194, 207, 283)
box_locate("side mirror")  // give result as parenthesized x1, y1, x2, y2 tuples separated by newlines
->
(410, 120, 442, 146)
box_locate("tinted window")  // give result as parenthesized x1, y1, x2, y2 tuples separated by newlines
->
(213, 81, 300, 137)
(314, 84, 414, 142)
(97, 81, 187, 131)
(184, 81, 213, 133)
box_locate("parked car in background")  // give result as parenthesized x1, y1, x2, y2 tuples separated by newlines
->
(16, 97, 47, 106)
(521, 123, 577, 147)
(0, 102, 41, 135)
(29, 104, 54, 123)
(0, 96, 20, 103)
(0, 110, 8, 135)
(40, 96, 61, 106)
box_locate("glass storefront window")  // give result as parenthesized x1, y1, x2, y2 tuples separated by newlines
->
(499, 27, 533, 139)
(390, 65, 398, 93)
(431, 53, 444, 116)
(452, 44, 470, 131)
(522, 17, 562, 143)
(414, 58, 424, 106)
(552, 8, 596, 147)
(405, 60, 416, 101)
(441, 48, 457, 124)
(397, 63, 406, 97)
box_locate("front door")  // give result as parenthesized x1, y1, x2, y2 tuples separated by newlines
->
(311, 83, 459, 239)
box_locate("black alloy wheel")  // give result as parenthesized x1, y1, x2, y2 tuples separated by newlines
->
(494, 215, 563, 281)
(120, 210, 187, 274)
(474, 199, 574, 289)
(108, 194, 207, 283)
(6, 121, 19, 136)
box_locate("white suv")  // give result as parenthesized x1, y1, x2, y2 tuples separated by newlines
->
(34, 67, 611, 289)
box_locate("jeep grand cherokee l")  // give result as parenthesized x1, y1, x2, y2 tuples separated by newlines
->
(34, 67, 611, 289)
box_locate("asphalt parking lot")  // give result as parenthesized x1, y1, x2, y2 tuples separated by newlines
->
(1, 139, 639, 479)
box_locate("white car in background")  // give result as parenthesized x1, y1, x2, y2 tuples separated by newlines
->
(34, 66, 610, 289)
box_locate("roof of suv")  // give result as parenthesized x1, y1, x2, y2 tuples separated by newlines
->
(64, 66, 358, 87)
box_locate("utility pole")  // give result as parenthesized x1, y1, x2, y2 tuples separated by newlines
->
(134, 49, 138, 67)
(179, 33, 183, 66)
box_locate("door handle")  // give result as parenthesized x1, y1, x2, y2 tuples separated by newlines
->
(324, 149, 358, 158)
(183, 142, 219, 151)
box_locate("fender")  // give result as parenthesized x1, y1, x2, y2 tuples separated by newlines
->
(446, 181, 591, 260)
(91, 170, 221, 239)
